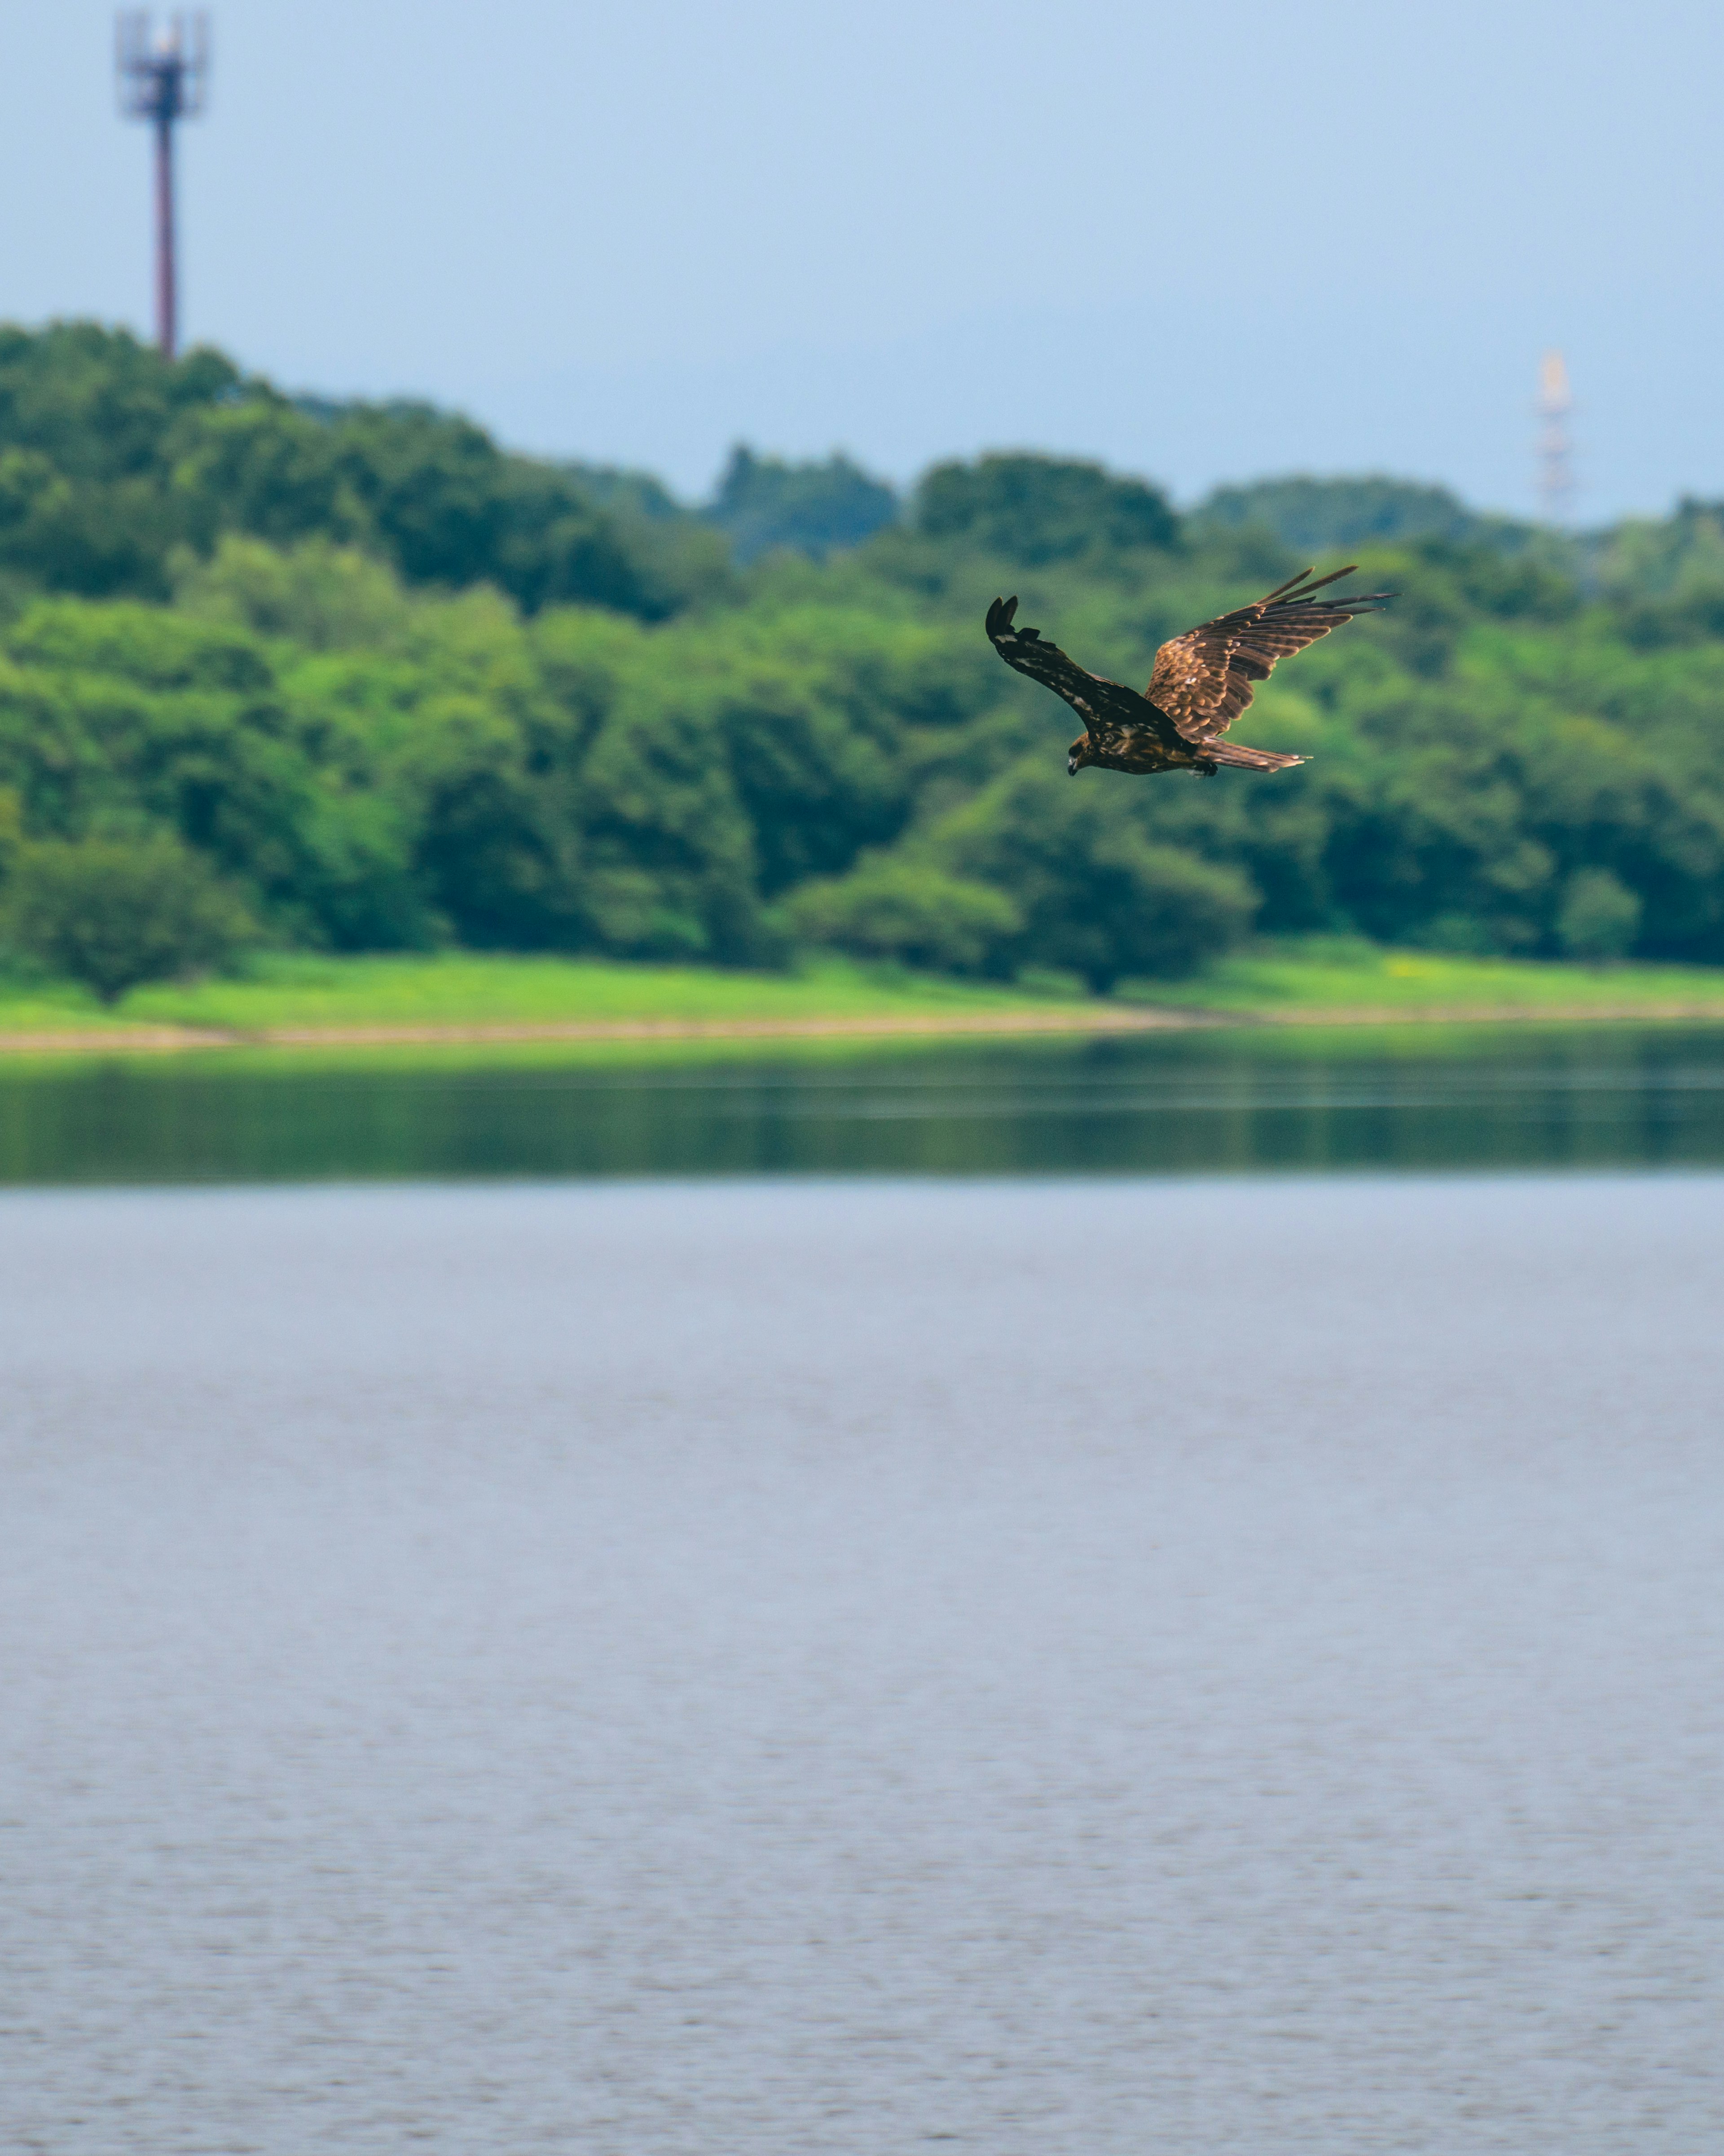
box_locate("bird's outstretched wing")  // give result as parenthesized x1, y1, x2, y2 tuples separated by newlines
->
(985, 595, 1183, 751)
(1147, 565, 1394, 745)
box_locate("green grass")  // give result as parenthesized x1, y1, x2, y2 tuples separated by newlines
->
(0, 951, 1092, 1035)
(1126, 937, 1724, 1017)
(3, 939, 1724, 1050)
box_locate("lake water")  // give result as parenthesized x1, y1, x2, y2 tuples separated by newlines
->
(4, 1174, 1723, 2153)
(5, 1022, 1724, 1182)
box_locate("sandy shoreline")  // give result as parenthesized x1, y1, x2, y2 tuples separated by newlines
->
(2, 999, 1724, 1056)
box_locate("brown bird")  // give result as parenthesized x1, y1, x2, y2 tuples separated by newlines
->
(985, 564, 1394, 778)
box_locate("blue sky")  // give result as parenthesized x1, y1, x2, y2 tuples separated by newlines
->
(5, 0, 1717, 519)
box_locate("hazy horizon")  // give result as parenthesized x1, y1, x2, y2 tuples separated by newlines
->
(6, 0, 1718, 520)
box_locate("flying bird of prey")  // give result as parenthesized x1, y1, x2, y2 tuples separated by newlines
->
(985, 565, 1394, 778)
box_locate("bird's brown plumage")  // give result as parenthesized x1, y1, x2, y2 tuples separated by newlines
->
(985, 565, 1393, 778)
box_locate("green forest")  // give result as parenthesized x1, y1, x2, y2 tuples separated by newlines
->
(5, 320, 1724, 998)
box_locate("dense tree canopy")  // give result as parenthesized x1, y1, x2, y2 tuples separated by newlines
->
(0, 323, 729, 618)
(4, 321, 1724, 989)
(705, 447, 899, 564)
(915, 453, 1179, 564)
(1195, 474, 1526, 555)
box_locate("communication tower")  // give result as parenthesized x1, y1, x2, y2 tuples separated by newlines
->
(1535, 350, 1574, 525)
(116, 12, 210, 361)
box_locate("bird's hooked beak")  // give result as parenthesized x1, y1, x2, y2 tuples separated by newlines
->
(1067, 752, 1082, 776)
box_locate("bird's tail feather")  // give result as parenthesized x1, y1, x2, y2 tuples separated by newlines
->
(1207, 739, 1306, 772)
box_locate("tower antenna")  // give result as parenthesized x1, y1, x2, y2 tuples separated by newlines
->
(116, 12, 210, 361)
(1536, 350, 1574, 525)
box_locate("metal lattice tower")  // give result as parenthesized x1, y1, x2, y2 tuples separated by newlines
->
(1536, 349, 1574, 526)
(116, 12, 210, 361)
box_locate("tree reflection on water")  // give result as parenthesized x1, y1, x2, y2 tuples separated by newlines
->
(4, 1024, 1724, 1185)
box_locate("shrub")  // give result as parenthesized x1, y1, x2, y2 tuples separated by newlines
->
(4, 836, 254, 1004)
(934, 763, 1258, 992)
(785, 855, 1020, 973)
(1557, 868, 1642, 961)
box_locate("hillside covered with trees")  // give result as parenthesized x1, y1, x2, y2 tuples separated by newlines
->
(5, 322, 1724, 997)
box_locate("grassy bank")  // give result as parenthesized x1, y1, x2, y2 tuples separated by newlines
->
(1130, 938, 1724, 1019)
(2, 940, 1724, 1056)
(0, 952, 1101, 1043)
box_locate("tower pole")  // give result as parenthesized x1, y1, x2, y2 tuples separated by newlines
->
(1536, 350, 1574, 526)
(154, 102, 177, 359)
(117, 13, 209, 363)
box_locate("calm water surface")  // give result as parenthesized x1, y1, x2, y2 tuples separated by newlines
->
(4, 1023, 1724, 1181)
(4, 1175, 1722, 2153)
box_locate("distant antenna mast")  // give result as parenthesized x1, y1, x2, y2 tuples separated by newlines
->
(1536, 349, 1574, 525)
(116, 12, 210, 361)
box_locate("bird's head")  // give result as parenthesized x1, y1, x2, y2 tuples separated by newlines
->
(1068, 736, 1093, 776)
